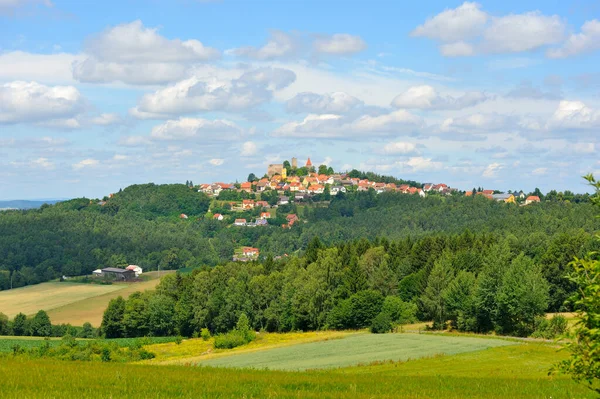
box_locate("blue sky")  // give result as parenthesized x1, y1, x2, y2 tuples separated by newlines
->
(1, 0, 599, 199)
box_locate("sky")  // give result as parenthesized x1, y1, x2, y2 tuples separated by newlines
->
(1, 0, 599, 200)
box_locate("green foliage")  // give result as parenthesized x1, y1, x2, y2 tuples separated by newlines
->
(214, 313, 256, 349)
(556, 174, 600, 393)
(29, 310, 52, 337)
(0, 312, 10, 335)
(101, 296, 125, 338)
(531, 315, 568, 339)
(12, 313, 28, 336)
(200, 328, 211, 341)
(421, 253, 454, 329)
(370, 312, 393, 333)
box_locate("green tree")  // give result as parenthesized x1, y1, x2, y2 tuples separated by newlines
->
(78, 322, 95, 338)
(30, 310, 51, 337)
(421, 253, 454, 329)
(318, 165, 328, 175)
(12, 313, 28, 336)
(556, 174, 600, 393)
(444, 271, 477, 331)
(146, 294, 176, 336)
(0, 312, 10, 335)
(494, 254, 549, 336)
(101, 296, 126, 338)
(247, 173, 257, 182)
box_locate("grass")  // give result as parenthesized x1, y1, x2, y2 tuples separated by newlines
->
(143, 330, 354, 364)
(196, 333, 516, 371)
(0, 336, 180, 353)
(0, 343, 593, 398)
(0, 271, 171, 327)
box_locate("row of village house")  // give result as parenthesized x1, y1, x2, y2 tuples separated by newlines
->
(198, 172, 459, 198)
(465, 189, 541, 205)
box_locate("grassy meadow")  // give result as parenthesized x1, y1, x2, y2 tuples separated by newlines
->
(197, 333, 516, 370)
(0, 271, 172, 326)
(0, 342, 593, 399)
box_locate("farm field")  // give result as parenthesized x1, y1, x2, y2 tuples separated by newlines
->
(0, 342, 593, 399)
(0, 271, 171, 326)
(196, 333, 516, 370)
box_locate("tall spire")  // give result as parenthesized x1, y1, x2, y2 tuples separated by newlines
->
(306, 157, 312, 167)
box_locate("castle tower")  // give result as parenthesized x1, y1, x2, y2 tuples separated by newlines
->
(306, 157, 312, 167)
(291, 157, 297, 169)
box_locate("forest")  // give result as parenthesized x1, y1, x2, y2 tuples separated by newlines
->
(0, 181, 598, 309)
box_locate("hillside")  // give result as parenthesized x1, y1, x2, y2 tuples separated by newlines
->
(0, 182, 598, 295)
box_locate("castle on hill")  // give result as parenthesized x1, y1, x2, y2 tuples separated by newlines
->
(267, 157, 312, 178)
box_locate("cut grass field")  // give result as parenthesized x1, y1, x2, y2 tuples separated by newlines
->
(0, 342, 593, 398)
(196, 333, 516, 370)
(0, 271, 172, 326)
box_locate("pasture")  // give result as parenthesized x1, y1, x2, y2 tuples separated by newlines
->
(0, 342, 593, 398)
(0, 271, 171, 326)
(196, 333, 516, 370)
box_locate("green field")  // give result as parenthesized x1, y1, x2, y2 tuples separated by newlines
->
(198, 333, 516, 370)
(0, 342, 593, 399)
(0, 271, 172, 326)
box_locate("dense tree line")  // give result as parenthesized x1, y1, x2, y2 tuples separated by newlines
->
(101, 226, 596, 338)
(1, 183, 598, 294)
(0, 310, 96, 338)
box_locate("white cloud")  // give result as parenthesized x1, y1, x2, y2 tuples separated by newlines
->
(209, 158, 224, 166)
(0, 51, 82, 84)
(547, 20, 600, 58)
(380, 142, 418, 155)
(73, 159, 99, 170)
(113, 154, 128, 161)
(131, 67, 296, 118)
(118, 135, 153, 147)
(286, 92, 363, 114)
(73, 20, 220, 85)
(30, 157, 55, 170)
(0, 0, 52, 15)
(440, 113, 512, 132)
(532, 167, 548, 175)
(241, 141, 258, 156)
(482, 162, 503, 177)
(400, 157, 443, 172)
(546, 100, 600, 130)
(482, 12, 564, 53)
(229, 30, 297, 60)
(411, 2, 488, 42)
(391, 85, 487, 110)
(313, 34, 366, 55)
(0, 81, 85, 124)
(89, 113, 122, 126)
(412, 3, 566, 57)
(440, 41, 475, 56)
(150, 117, 243, 141)
(273, 109, 423, 139)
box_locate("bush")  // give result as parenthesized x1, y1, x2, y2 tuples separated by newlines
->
(200, 328, 211, 341)
(532, 315, 568, 339)
(370, 312, 393, 334)
(213, 313, 256, 349)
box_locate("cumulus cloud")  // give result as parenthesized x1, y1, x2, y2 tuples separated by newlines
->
(130, 67, 296, 118)
(73, 159, 99, 170)
(313, 34, 366, 55)
(391, 85, 487, 110)
(73, 20, 220, 85)
(531, 167, 548, 175)
(546, 100, 600, 130)
(229, 30, 297, 60)
(89, 113, 122, 126)
(286, 92, 363, 114)
(482, 12, 564, 53)
(411, 2, 488, 42)
(150, 117, 243, 141)
(440, 113, 512, 132)
(547, 20, 600, 58)
(0, 51, 82, 84)
(241, 141, 258, 156)
(0, 81, 85, 124)
(273, 109, 423, 139)
(400, 157, 443, 172)
(482, 162, 503, 177)
(411, 3, 566, 57)
(209, 158, 224, 166)
(379, 141, 418, 155)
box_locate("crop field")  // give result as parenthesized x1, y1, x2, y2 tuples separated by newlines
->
(0, 342, 593, 399)
(196, 333, 516, 370)
(46, 271, 171, 326)
(0, 271, 171, 326)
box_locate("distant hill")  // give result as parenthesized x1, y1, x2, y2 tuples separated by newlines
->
(0, 199, 63, 210)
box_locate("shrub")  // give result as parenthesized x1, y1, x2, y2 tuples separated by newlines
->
(213, 313, 256, 349)
(370, 312, 393, 334)
(200, 328, 211, 341)
(532, 315, 568, 339)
